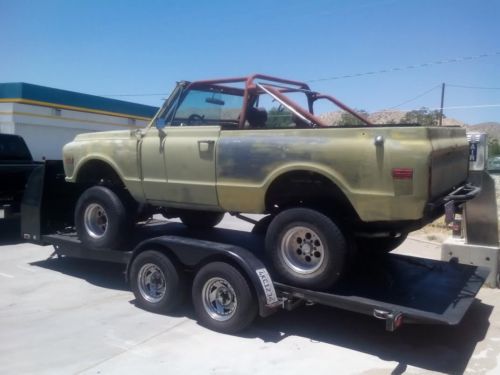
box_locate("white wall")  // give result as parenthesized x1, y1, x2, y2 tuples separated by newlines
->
(0, 102, 153, 160)
(0, 103, 15, 134)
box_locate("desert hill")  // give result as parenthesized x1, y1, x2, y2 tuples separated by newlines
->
(319, 110, 499, 135)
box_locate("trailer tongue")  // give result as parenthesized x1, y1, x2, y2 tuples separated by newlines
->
(21, 161, 489, 333)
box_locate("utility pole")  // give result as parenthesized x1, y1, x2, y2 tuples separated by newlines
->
(439, 82, 445, 126)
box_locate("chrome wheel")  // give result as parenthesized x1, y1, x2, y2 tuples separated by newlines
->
(202, 277, 237, 321)
(281, 225, 325, 274)
(138, 263, 166, 303)
(83, 203, 108, 239)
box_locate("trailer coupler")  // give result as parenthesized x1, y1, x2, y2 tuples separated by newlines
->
(373, 309, 404, 331)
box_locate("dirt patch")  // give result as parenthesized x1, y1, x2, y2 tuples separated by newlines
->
(411, 217, 449, 244)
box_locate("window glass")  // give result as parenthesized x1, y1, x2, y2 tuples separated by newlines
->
(171, 89, 243, 126)
(248, 91, 310, 128)
(0, 135, 31, 160)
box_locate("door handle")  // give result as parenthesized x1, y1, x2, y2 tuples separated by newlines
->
(198, 140, 215, 152)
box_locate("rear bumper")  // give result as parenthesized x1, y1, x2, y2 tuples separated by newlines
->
(425, 183, 481, 219)
(443, 184, 481, 203)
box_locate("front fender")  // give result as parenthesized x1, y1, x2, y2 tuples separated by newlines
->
(70, 154, 125, 183)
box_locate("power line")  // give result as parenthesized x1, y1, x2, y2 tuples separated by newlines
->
(447, 84, 500, 90)
(431, 103, 500, 110)
(388, 84, 441, 109)
(93, 51, 500, 98)
(376, 103, 500, 112)
(307, 51, 500, 82)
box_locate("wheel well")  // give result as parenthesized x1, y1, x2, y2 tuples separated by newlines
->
(193, 254, 248, 277)
(264, 170, 359, 220)
(76, 160, 123, 187)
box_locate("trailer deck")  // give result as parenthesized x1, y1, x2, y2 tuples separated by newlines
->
(40, 223, 489, 331)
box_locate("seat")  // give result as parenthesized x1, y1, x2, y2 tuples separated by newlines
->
(246, 107, 268, 128)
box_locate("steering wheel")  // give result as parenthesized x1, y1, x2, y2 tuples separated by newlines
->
(187, 114, 205, 125)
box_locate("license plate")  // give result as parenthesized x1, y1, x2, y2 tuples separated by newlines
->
(469, 142, 478, 162)
(255, 268, 278, 305)
(0, 209, 4, 219)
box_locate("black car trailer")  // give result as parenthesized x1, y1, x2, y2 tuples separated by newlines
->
(21, 161, 490, 333)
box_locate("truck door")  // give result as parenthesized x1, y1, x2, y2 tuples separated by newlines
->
(163, 126, 220, 206)
(154, 86, 242, 207)
(138, 126, 168, 202)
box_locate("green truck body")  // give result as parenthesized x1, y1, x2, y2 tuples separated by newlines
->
(63, 125, 468, 224)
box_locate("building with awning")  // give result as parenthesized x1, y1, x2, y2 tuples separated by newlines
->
(0, 83, 158, 160)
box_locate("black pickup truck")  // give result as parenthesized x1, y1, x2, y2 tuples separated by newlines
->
(0, 134, 41, 221)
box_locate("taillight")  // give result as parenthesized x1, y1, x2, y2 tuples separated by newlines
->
(392, 168, 413, 179)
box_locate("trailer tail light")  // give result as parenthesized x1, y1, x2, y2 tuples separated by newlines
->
(392, 168, 413, 179)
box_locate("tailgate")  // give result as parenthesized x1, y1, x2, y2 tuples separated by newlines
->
(0, 162, 37, 200)
(427, 127, 469, 199)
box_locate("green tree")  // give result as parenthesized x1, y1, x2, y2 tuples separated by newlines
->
(488, 138, 500, 156)
(338, 109, 369, 126)
(399, 107, 444, 126)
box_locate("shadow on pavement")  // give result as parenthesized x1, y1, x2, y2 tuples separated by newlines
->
(0, 219, 23, 246)
(31, 257, 129, 291)
(244, 300, 492, 374)
(30, 248, 492, 374)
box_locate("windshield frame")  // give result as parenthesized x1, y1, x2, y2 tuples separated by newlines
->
(149, 74, 373, 130)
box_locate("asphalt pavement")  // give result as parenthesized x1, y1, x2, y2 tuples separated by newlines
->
(0, 216, 499, 374)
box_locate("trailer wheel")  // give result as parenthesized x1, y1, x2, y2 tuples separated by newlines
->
(179, 210, 224, 229)
(75, 186, 131, 250)
(192, 262, 257, 333)
(265, 208, 347, 290)
(130, 250, 186, 313)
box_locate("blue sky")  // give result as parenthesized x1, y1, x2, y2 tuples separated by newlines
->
(1, 0, 499, 124)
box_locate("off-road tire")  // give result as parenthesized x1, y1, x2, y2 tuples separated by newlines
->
(75, 186, 131, 250)
(251, 215, 273, 235)
(265, 208, 347, 290)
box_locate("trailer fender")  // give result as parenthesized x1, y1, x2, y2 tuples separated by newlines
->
(126, 235, 280, 317)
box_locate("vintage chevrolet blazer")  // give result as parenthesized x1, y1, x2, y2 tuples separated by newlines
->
(63, 75, 475, 289)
